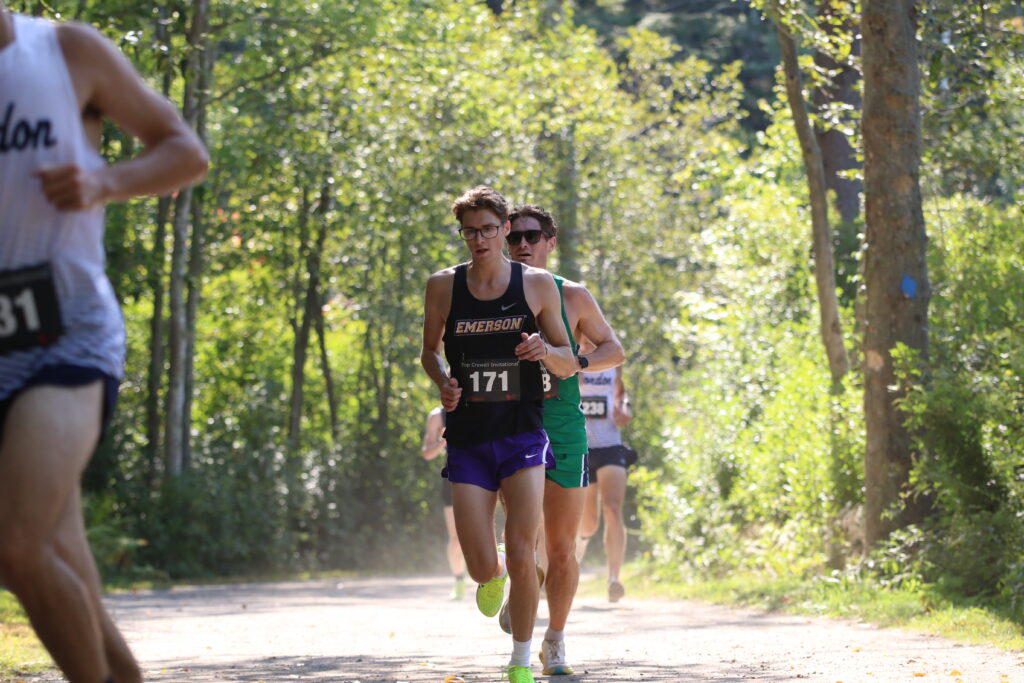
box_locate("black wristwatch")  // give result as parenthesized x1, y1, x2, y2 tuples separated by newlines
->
(576, 355, 589, 370)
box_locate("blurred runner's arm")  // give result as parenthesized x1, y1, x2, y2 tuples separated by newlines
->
(36, 23, 207, 211)
(613, 368, 632, 427)
(422, 409, 446, 461)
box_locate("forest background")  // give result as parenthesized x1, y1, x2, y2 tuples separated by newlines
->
(5, 0, 1023, 623)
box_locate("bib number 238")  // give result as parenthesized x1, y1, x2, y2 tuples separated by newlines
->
(0, 264, 63, 355)
(580, 396, 608, 419)
(462, 358, 521, 402)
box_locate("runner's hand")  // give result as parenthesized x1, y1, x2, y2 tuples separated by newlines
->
(34, 164, 108, 211)
(514, 332, 547, 362)
(440, 377, 461, 412)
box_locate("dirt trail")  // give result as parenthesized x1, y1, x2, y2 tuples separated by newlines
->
(18, 573, 1024, 682)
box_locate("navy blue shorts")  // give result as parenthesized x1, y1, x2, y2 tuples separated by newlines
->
(443, 429, 554, 492)
(0, 364, 119, 445)
(588, 444, 637, 482)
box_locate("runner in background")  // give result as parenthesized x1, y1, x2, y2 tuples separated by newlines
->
(506, 204, 624, 676)
(576, 346, 635, 603)
(422, 405, 466, 599)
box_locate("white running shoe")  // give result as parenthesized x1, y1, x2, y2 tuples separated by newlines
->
(539, 638, 574, 675)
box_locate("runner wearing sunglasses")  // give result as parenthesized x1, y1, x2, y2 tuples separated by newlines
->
(503, 204, 624, 676)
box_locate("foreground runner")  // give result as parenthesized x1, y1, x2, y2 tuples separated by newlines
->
(0, 5, 207, 683)
(505, 204, 624, 676)
(421, 405, 466, 599)
(576, 356, 635, 602)
(420, 186, 577, 683)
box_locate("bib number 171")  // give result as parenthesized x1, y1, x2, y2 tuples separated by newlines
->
(462, 358, 521, 402)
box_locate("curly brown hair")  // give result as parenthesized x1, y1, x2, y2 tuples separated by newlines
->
(508, 204, 558, 237)
(451, 186, 509, 223)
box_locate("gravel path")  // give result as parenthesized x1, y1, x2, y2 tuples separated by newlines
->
(17, 573, 1024, 682)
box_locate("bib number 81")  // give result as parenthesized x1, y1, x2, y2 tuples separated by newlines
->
(0, 288, 41, 336)
(0, 263, 63, 355)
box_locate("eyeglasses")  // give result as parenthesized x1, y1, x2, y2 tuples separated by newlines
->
(458, 224, 501, 240)
(506, 229, 547, 246)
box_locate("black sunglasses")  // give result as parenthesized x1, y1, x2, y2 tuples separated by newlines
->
(506, 229, 547, 245)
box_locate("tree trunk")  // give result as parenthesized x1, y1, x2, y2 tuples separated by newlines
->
(164, 0, 208, 478)
(315, 304, 339, 443)
(553, 125, 581, 282)
(182, 184, 205, 471)
(181, 32, 212, 471)
(813, 1, 862, 229)
(287, 188, 314, 450)
(861, 0, 930, 547)
(145, 195, 171, 486)
(774, 18, 849, 385)
(145, 9, 175, 487)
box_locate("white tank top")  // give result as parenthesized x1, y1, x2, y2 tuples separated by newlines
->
(581, 367, 622, 448)
(0, 14, 124, 399)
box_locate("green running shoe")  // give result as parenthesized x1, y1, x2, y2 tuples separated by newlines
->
(498, 598, 512, 634)
(476, 544, 507, 617)
(502, 665, 535, 683)
(499, 558, 544, 634)
(450, 577, 466, 600)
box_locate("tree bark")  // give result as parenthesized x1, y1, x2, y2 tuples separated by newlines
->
(145, 10, 175, 486)
(315, 303, 339, 443)
(861, 0, 930, 546)
(181, 32, 212, 472)
(287, 188, 314, 450)
(774, 18, 849, 385)
(553, 125, 581, 282)
(165, 0, 208, 478)
(145, 195, 171, 485)
(813, 2, 862, 229)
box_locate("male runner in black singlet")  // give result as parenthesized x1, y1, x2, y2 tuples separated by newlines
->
(421, 186, 576, 683)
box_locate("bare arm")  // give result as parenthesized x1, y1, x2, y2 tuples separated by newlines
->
(519, 270, 576, 378)
(421, 409, 446, 461)
(421, 271, 462, 412)
(566, 283, 624, 373)
(36, 23, 208, 210)
(613, 367, 633, 427)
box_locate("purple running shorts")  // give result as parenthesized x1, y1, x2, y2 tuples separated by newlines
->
(443, 429, 554, 491)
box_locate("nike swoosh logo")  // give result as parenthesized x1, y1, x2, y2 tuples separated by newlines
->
(525, 453, 538, 459)
(501, 303, 516, 311)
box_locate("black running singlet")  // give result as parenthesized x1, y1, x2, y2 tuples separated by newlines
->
(443, 261, 544, 447)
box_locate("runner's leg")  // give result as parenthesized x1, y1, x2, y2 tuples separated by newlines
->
(598, 465, 628, 585)
(443, 504, 466, 598)
(0, 383, 112, 682)
(542, 481, 586, 632)
(576, 478, 601, 563)
(55, 487, 142, 683)
(499, 464, 545, 643)
(451, 483, 501, 584)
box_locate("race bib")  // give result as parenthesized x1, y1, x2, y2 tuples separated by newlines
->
(0, 263, 62, 355)
(462, 358, 521, 403)
(580, 395, 608, 419)
(540, 365, 559, 400)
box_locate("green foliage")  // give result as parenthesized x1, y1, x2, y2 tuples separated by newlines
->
(633, 103, 863, 577)
(890, 197, 1024, 600)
